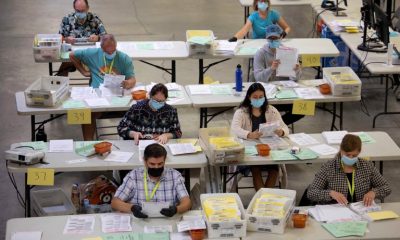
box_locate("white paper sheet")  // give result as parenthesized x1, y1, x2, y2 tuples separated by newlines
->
(85, 98, 110, 107)
(141, 201, 170, 218)
(214, 40, 238, 55)
(188, 85, 212, 95)
(144, 225, 173, 233)
(99, 85, 130, 97)
(165, 83, 181, 91)
(66, 159, 88, 164)
(309, 204, 362, 222)
(11, 231, 42, 240)
(177, 219, 206, 232)
(273, 80, 299, 88)
(170, 233, 191, 240)
(168, 143, 196, 155)
(276, 47, 298, 78)
(154, 42, 174, 50)
(146, 82, 158, 93)
(289, 133, 320, 146)
(49, 139, 74, 152)
(259, 122, 280, 137)
(138, 140, 158, 151)
(261, 83, 278, 99)
(322, 131, 348, 144)
(63, 215, 95, 234)
(103, 151, 134, 163)
(299, 79, 327, 87)
(260, 136, 290, 150)
(103, 74, 125, 88)
(308, 144, 338, 156)
(294, 87, 324, 99)
(101, 214, 132, 233)
(70, 87, 98, 100)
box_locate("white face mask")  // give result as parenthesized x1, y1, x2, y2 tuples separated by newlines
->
(258, 2, 268, 11)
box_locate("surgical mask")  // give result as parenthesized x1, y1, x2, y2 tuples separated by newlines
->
(75, 11, 87, 20)
(147, 167, 164, 177)
(104, 51, 116, 60)
(150, 98, 165, 110)
(257, 1, 268, 11)
(268, 39, 281, 49)
(250, 97, 265, 108)
(341, 155, 358, 166)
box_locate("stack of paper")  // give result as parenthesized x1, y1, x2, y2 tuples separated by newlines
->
(203, 196, 241, 222)
(308, 144, 338, 156)
(75, 141, 101, 157)
(103, 151, 134, 163)
(322, 221, 368, 238)
(260, 136, 290, 150)
(251, 193, 291, 217)
(275, 89, 298, 99)
(49, 139, 74, 152)
(294, 87, 323, 99)
(177, 219, 206, 232)
(165, 83, 181, 91)
(188, 85, 211, 95)
(101, 214, 132, 233)
(288, 133, 319, 146)
(214, 40, 238, 55)
(261, 83, 278, 99)
(209, 137, 241, 150)
(85, 98, 110, 107)
(271, 150, 297, 161)
(63, 215, 95, 234)
(144, 225, 173, 233)
(351, 132, 376, 144)
(168, 143, 197, 155)
(259, 121, 280, 137)
(209, 85, 232, 95)
(138, 140, 158, 151)
(70, 87, 98, 100)
(322, 131, 348, 144)
(273, 80, 299, 88)
(367, 210, 399, 221)
(349, 201, 381, 215)
(308, 204, 362, 222)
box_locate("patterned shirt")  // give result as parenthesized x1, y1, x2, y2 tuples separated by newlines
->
(117, 99, 182, 139)
(59, 12, 106, 38)
(114, 167, 189, 206)
(307, 155, 391, 204)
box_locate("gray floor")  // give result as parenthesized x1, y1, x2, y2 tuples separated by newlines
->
(1, 0, 400, 238)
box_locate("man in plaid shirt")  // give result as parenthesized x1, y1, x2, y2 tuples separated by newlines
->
(111, 144, 191, 218)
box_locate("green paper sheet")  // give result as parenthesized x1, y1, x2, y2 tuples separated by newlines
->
(237, 47, 259, 55)
(245, 146, 258, 156)
(63, 99, 86, 109)
(210, 85, 232, 95)
(135, 43, 155, 50)
(322, 221, 368, 238)
(275, 89, 298, 99)
(271, 150, 297, 161)
(110, 96, 132, 106)
(75, 141, 102, 157)
(188, 36, 212, 45)
(19, 141, 47, 151)
(356, 132, 376, 144)
(168, 91, 185, 99)
(294, 148, 318, 160)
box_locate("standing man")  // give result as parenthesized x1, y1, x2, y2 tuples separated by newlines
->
(58, 0, 107, 76)
(111, 144, 191, 218)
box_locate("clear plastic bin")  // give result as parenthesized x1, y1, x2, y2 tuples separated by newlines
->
(186, 30, 214, 57)
(33, 34, 62, 62)
(24, 76, 69, 107)
(31, 188, 76, 216)
(323, 67, 361, 96)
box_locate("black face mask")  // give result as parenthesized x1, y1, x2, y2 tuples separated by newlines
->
(147, 167, 164, 177)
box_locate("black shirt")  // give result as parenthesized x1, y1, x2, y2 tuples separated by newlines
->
(346, 173, 354, 203)
(251, 114, 266, 132)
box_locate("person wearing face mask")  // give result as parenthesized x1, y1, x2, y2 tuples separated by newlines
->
(228, 0, 290, 41)
(57, 0, 106, 76)
(307, 134, 391, 206)
(253, 24, 303, 125)
(69, 34, 136, 140)
(111, 143, 191, 218)
(117, 83, 182, 145)
(231, 83, 289, 190)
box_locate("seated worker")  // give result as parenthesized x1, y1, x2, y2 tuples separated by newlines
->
(307, 134, 391, 206)
(70, 34, 136, 140)
(57, 0, 107, 76)
(253, 24, 303, 125)
(111, 143, 191, 218)
(117, 83, 182, 145)
(231, 83, 289, 190)
(228, 0, 290, 41)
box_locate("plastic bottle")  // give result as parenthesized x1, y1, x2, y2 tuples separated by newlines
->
(82, 198, 90, 214)
(235, 64, 243, 96)
(71, 184, 80, 213)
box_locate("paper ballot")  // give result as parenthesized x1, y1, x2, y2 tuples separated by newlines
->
(276, 47, 298, 78)
(101, 214, 132, 233)
(103, 74, 125, 88)
(168, 143, 197, 155)
(259, 122, 280, 137)
(142, 202, 170, 218)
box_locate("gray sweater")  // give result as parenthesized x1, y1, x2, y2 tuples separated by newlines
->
(253, 43, 302, 83)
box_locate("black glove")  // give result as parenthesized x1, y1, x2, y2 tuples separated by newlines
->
(280, 31, 287, 39)
(131, 204, 148, 219)
(228, 36, 238, 42)
(160, 205, 177, 217)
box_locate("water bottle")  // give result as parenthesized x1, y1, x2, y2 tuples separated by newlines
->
(71, 184, 80, 213)
(235, 64, 243, 96)
(82, 198, 90, 214)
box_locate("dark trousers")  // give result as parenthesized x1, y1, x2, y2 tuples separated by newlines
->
(274, 104, 305, 125)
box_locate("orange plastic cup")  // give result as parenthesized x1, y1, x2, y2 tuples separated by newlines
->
(256, 144, 270, 156)
(189, 229, 205, 240)
(94, 142, 112, 154)
(319, 83, 331, 95)
(131, 90, 147, 100)
(292, 213, 307, 228)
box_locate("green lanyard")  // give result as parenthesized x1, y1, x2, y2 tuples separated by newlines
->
(143, 170, 161, 202)
(342, 163, 355, 201)
(103, 55, 115, 74)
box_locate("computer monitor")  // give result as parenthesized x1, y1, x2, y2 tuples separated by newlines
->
(373, 3, 390, 46)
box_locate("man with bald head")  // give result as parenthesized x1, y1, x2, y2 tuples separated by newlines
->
(58, 0, 107, 76)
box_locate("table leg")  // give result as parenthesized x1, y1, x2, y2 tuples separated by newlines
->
(25, 174, 31, 217)
(222, 166, 227, 193)
(372, 75, 400, 127)
(184, 169, 191, 192)
(340, 102, 343, 130)
(203, 108, 208, 128)
(330, 102, 337, 131)
(171, 60, 176, 83)
(48, 63, 53, 76)
(31, 115, 35, 141)
(199, 59, 204, 84)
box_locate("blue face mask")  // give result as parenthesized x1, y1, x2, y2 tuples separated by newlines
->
(250, 97, 265, 108)
(268, 39, 281, 49)
(150, 98, 165, 110)
(104, 51, 116, 60)
(257, 2, 268, 11)
(341, 155, 358, 166)
(75, 11, 87, 20)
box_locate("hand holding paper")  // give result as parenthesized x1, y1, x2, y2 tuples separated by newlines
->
(259, 122, 280, 137)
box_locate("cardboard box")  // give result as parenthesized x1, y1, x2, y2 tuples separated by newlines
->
(323, 67, 361, 96)
(246, 188, 296, 234)
(201, 193, 247, 238)
(25, 76, 69, 107)
(199, 127, 244, 165)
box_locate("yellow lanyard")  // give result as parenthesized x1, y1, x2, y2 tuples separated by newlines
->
(342, 163, 355, 201)
(143, 170, 161, 202)
(103, 54, 115, 74)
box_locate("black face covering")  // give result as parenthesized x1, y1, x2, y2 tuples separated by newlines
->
(147, 167, 164, 177)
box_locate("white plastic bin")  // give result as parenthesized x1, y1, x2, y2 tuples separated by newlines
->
(323, 67, 362, 96)
(186, 30, 214, 57)
(31, 188, 76, 216)
(24, 76, 69, 107)
(33, 34, 62, 62)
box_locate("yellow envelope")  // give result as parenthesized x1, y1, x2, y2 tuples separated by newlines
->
(367, 211, 399, 221)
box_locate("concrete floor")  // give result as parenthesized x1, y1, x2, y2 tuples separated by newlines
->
(1, 0, 400, 238)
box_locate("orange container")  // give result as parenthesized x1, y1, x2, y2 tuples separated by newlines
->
(131, 90, 147, 100)
(292, 213, 307, 228)
(256, 144, 270, 156)
(189, 229, 205, 240)
(94, 142, 112, 154)
(319, 83, 331, 95)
